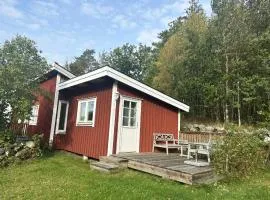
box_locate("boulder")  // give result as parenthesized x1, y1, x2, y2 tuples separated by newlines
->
(205, 126, 214, 132)
(15, 148, 32, 160)
(14, 145, 23, 152)
(0, 148, 5, 155)
(25, 141, 35, 149)
(190, 127, 197, 132)
(198, 124, 206, 131)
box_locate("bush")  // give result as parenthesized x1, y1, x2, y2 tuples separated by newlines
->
(0, 130, 16, 144)
(0, 132, 43, 168)
(212, 132, 265, 178)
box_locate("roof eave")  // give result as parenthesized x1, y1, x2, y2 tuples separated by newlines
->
(58, 67, 189, 112)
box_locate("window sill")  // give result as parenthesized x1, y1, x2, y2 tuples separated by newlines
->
(76, 123, 94, 127)
(56, 131, 66, 135)
(29, 123, 37, 126)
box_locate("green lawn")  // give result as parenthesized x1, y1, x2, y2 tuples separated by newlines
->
(0, 152, 270, 200)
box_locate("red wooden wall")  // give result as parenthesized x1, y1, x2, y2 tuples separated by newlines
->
(113, 83, 179, 154)
(54, 80, 113, 159)
(27, 76, 56, 143)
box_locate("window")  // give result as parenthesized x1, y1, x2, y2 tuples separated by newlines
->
(29, 105, 39, 125)
(56, 100, 69, 133)
(76, 98, 97, 126)
(122, 100, 137, 127)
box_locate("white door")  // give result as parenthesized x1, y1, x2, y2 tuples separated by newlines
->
(117, 96, 141, 153)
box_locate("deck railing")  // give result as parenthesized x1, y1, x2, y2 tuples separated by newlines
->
(180, 131, 226, 143)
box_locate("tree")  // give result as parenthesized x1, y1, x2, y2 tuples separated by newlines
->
(152, 1, 208, 118)
(67, 49, 99, 76)
(0, 35, 48, 128)
(100, 43, 154, 82)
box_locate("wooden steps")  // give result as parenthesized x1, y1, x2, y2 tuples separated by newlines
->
(91, 161, 120, 173)
(99, 156, 128, 168)
(90, 156, 128, 173)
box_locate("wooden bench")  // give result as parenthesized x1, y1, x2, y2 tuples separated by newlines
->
(152, 133, 188, 155)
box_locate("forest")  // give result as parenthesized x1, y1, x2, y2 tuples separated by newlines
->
(65, 0, 270, 127)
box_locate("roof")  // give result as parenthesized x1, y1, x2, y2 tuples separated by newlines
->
(51, 62, 76, 79)
(58, 67, 189, 112)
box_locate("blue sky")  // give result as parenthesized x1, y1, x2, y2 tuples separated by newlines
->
(0, 0, 211, 64)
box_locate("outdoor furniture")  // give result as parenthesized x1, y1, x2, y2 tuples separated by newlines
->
(187, 142, 211, 163)
(152, 133, 188, 155)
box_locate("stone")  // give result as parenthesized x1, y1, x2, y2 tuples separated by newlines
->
(198, 124, 206, 131)
(14, 145, 23, 152)
(15, 148, 32, 160)
(25, 141, 35, 148)
(0, 148, 5, 155)
(205, 126, 214, 132)
(190, 127, 197, 132)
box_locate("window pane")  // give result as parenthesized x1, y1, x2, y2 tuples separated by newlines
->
(87, 101, 94, 121)
(122, 117, 129, 126)
(130, 117, 136, 127)
(131, 102, 137, 109)
(124, 100, 130, 108)
(58, 103, 67, 130)
(79, 102, 86, 121)
(130, 109, 136, 118)
(123, 107, 129, 117)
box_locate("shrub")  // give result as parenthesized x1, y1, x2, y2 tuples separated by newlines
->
(0, 132, 43, 168)
(0, 130, 16, 144)
(212, 132, 265, 178)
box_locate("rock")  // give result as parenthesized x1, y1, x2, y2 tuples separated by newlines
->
(190, 127, 197, 132)
(264, 136, 270, 143)
(15, 148, 32, 160)
(0, 148, 5, 155)
(25, 141, 35, 149)
(205, 126, 214, 132)
(198, 124, 206, 131)
(14, 145, 23, 152)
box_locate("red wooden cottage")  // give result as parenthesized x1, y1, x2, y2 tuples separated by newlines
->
(28, 63, 189, 159)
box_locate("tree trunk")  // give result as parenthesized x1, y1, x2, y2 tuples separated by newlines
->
(237, 81, 241, 126)
(225, 53, 229, 124)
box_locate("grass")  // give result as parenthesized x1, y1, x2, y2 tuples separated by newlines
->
(0, 152, 270, 200)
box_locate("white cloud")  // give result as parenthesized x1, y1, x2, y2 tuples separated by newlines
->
(142, 0, 188, 21)
(137, 29, 161, 45)
(31, 1, 59, 17)
(112, 15, 137, 30)
(160, 16, 175, 27)
(81, 2, 113, 18)
(0, 0, 23, 18)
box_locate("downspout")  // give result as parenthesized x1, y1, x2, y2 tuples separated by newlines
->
(49, 74, 61, 147)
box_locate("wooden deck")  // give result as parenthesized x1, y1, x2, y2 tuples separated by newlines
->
(112, 152, 215, 185)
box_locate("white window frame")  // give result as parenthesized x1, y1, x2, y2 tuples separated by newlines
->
(29, 105, 39, 126)
(56, 100, 69, 134)
(121, 99, 138, 129)
(76, 97, 97, 127)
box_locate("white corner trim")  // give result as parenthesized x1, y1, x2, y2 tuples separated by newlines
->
(58, 67, 189, 112)
(178, 110, 181, 140)
(107, 81, 118, 156)
(49, 74, 61, 146)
